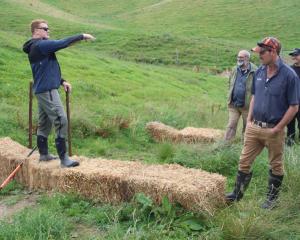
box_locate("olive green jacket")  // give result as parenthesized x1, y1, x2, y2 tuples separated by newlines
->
(227, 62, 257, 109)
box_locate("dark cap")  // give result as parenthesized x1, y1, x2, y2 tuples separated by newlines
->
(289, 48, 300, 56)
(252, 37, 281, 54)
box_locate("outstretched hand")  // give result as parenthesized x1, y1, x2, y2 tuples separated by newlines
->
(83, 33, 96, 41)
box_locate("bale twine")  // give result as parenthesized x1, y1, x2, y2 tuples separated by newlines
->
(146, 122, 224, 143)
(0, 137, 226, 213)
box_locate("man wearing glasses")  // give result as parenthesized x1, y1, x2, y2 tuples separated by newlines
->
(226, 37, 299, 209)
(224, 50, 257, 142)
(23, 19, 95, 167)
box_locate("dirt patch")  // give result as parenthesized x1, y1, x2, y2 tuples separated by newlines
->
(146, 121, 224, 143)
(0, 137, 226, 214)
(142, 0, 173, 10)
(0, 193, 39, 220)
(118, 0, 173, 17)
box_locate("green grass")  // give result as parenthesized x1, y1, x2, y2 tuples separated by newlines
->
(1, 150, 300, 239)
(0, 18, 228, 160)
(1, 0, 300, 239)
(0, 206, 71, 240)
(0, 181, 24, 197)
(0, 187, 211, 239)
(4, 0, 299, 70)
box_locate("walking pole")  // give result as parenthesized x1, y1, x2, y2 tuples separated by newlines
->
(28, 81, 33, 148)
(0, 146, 37, 191)
(66, 89, 72, 156)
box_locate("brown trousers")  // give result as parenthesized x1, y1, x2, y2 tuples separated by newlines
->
(224, 105, 249, 141)
(239, 122, 285, 176)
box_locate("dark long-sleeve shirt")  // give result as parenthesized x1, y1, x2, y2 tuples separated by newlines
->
(23, 34, 83, 94)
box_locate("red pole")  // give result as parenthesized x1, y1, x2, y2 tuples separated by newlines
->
(0, 146, 37, 191)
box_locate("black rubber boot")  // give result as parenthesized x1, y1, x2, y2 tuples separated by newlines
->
(225, 170, 253, 203)
(261, 170, 283, 210)
(55, 137, 79, 168)
(37, 135, 57, 161)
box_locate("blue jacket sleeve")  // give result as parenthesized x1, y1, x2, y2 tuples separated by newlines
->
(38, 34, 84, 55)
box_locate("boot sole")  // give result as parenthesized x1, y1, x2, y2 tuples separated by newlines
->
(39, 158, 58, 162)
(61, 162, 80, 168)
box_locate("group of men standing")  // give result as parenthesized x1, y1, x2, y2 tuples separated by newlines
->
(224, 38, 300, 209)
(225, 46, 300, 145)
(23, 19, 299, 210)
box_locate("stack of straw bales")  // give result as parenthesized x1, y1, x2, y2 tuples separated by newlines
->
(146, 122, 224, 143)
(0, 137, 226, 213)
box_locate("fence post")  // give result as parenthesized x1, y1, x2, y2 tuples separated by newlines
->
(66, 90, 72, 156)
(28, 81, 33, 148)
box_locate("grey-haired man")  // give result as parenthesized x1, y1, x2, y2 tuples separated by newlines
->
(224, 50, 257, 141)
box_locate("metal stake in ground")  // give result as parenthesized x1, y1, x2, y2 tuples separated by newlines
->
(28, 81, 33, 148)
(66, 89, 72, 156)
(0, 146, 37, 191)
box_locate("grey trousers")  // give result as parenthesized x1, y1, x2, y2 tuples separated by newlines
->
(36, 89, 68, 139)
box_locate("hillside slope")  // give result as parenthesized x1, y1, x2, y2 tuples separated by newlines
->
(0, 1, 300, 239)
(3, 0, 300, 70)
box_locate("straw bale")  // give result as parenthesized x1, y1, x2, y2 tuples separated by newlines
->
(146, 122, 224, 143)
(0, 137, 226, 213)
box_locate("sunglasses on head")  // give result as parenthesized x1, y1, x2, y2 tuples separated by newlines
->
(37, 27, 49, 32)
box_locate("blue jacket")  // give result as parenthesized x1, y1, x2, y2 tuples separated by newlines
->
(23, 34, 83, 94)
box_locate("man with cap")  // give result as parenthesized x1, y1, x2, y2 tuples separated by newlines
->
(23, 19, 95, 168)
(225, 37, 299, 209)
(286, 48, 300, 146)
(224, 50, 257, 142)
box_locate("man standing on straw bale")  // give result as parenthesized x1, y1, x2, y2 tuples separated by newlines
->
(286, 48, 300, 146)
(23, 19, 95, 168)
(226, 37, 299, 209)
(224, 50, 257, 142)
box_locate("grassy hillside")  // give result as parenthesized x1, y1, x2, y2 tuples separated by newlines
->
(0, 26, 227, 161)
(0, 0, 228, 161)
(4, 0, 299, 70)
(1, 0, 300, 239)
